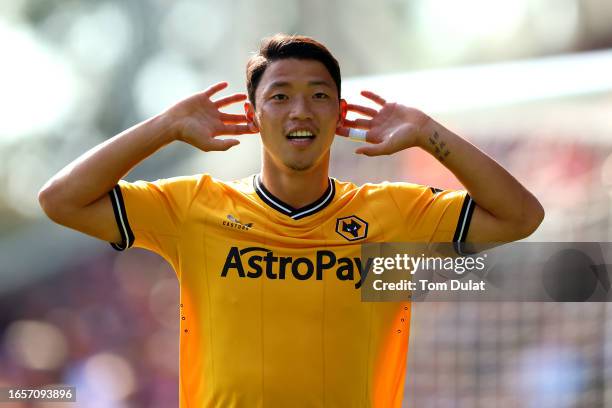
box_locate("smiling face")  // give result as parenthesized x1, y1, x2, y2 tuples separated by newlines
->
(246, 58, 346, 172)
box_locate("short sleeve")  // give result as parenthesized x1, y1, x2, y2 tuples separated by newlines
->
(386, 183, 476, 255)
(107, 174, 205, 265)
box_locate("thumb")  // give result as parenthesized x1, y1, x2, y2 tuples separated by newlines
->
(355, 142, 387, 156)
(207, 138, 240, 151)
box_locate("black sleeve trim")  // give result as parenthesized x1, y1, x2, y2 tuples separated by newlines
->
(108, 184, 135, 251)
(452, 194, 475, 255)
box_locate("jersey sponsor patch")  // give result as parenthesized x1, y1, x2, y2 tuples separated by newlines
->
(220, 246, 373, 289)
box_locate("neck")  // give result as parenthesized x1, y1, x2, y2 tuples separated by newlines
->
(260, 155, 330, 209)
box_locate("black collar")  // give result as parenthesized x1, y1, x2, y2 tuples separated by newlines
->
(253, 174, 335, 220)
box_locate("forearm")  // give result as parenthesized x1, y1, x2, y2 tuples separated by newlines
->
(39, 113, 176, 210)
(418, 118, 542, 225)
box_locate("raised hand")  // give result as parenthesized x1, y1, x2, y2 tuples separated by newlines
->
(336, 91, 431, 156)
(165, 82, 258, 152)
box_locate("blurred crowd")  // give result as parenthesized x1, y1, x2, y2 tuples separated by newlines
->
(0, 250, 179, 408)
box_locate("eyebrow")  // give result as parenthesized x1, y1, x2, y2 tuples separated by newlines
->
(265, 80, 334, 90)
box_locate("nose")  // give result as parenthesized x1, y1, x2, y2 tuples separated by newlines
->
(289, 95, 313, 120)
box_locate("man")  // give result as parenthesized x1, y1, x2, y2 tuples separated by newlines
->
(38, 34, 543, 407)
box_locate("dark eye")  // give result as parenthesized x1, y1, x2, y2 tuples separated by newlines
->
(314, 92, 329, 99)
(271, 94, 288, 101)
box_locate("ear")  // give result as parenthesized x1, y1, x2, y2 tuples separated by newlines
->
(338, 99, 348, 125)
(244, 102, 259, 130)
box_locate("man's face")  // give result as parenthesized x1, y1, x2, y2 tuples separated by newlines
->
(246, 58, 345, 172)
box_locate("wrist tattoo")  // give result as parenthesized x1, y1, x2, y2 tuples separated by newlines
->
(427, 131, 450, 161)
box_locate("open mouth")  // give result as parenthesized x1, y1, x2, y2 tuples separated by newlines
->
(286, 130, 316, 140)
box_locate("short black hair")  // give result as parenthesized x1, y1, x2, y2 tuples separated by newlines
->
(246, 34, 341, 109)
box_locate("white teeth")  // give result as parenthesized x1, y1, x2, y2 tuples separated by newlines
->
(288, 130, 314, 137)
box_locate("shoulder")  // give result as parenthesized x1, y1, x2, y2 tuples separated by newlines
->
(333, 178, 432, 198)
(156, 173, 247, 189)
(153, 173, 256, 193)
(332, 179, 464, 213)
(121, 173, 208, 188)
(222, 174, 257, 193)
(183, 173, 258, 202)
(118, 173, 221, 202)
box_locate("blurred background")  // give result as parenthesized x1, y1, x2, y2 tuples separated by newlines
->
(1, 0, 612, 406)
